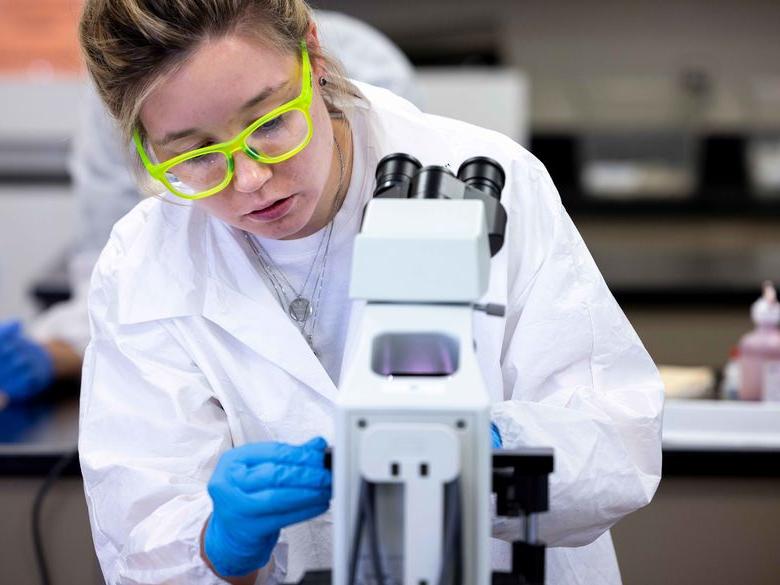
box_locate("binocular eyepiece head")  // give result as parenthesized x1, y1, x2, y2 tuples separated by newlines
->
(374, 153, 505, 201)
(372, 152, 508, 257)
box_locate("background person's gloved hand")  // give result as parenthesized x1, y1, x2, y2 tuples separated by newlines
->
(0, 320, 54, 402)
(204, 437, 332, 577)
(491, 421, 503, 449)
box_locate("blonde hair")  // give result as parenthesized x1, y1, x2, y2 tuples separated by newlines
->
(79, 0, 361, 142)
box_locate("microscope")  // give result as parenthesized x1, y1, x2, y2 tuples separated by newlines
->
(298, 154, 553, 585)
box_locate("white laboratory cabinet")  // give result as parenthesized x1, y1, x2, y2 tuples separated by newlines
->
(0, 80, 81, 322)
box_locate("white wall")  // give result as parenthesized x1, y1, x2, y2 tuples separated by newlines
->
(415, 67, 529, 145)
(325, 0, 780, 130)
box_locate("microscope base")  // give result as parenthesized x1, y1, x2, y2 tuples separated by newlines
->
(296, 570, 542, 584)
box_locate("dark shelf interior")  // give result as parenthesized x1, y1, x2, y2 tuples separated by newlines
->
(530, 132, 780, 218)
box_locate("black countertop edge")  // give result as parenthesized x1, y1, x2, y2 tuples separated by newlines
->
(3, 449, 779, 479)
(662, 449, 780, 477)
(614, 289, 765, 306)
(0, 451, 81, 478)
(30, 283, 775, 311)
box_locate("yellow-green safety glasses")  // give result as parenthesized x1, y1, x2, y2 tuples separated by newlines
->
(133, 41, 314, 200)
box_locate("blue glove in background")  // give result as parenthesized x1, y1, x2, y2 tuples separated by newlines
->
(204, 437, 332, 577)
(0, 320, 54, 402)
(491, 421, 503, 449)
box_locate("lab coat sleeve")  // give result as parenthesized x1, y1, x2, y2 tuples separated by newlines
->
(27, 275, 91, 355)
(491, 157, 664, 547)
(79, 242, 234, 584)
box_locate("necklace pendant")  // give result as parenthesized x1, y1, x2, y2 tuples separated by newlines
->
(289, 297, 313, 323)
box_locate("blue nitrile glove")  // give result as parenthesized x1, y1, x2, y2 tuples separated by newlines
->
(0, 320, 55, 402)
(490, 421, 503, 449)
(204, 437, 332, 577)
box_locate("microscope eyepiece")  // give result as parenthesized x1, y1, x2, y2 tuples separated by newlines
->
(457, 156, 506, 200)
(410, 165, 456, 199)
(374, 153, 422, 197)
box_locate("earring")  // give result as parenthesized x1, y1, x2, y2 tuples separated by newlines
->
(319, 76, 328, 87)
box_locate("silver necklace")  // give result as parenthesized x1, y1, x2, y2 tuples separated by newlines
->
(247, 221, 330, 323)
(244, 134, 346, 352)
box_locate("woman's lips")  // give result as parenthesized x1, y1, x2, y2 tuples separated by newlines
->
(246, 195, 295, 222)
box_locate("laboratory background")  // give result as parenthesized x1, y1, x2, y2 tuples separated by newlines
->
(1, 0, 779, 584)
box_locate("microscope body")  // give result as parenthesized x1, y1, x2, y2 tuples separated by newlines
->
(333, 155, 506, 585)
(334, 302, 492, 585)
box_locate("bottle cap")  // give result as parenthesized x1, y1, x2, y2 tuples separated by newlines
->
(751, 281, 780, 325)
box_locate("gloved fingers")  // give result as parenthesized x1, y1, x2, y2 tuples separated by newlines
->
(0, 358, 31, 387)
(0, 351, 28, 374)
(0, 376, 35, 399)
(250, 501, 330, 534)
(0, 337, 25, 360)
(227, 438, 328, 468)
(490, 421, 503, 449)
(0, 350, 47, 397)
(299, 437, 328, 450)
(2, 375, 36, 396)
(0, 320, 22, 339)
(233, 462, 332, 492)
(234, 486, 331, 517)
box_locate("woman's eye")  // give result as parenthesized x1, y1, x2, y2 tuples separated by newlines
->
(181, 152, 221, 167)
(256, 115, 284, 134)
(169, 145, 204, 160)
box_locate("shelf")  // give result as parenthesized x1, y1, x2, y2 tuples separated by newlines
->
(531, 132, 780, 217)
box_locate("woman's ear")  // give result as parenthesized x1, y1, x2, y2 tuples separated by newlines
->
(305, 20, 326, 79)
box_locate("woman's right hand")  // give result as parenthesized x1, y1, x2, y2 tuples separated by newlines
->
(203, 437, 332, 578)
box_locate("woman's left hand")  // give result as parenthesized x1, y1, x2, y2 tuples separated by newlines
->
(491, 422, 503, 449)
(0, 320, 54, 402)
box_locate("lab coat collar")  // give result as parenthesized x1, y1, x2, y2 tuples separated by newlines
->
(202, 274, 339, 402)
(116, 201, 339, 402)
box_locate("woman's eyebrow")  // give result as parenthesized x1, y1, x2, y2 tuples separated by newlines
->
(158, 81, 289, 146)
(240, 80, 288, 112)
(160, 127, 201, 146)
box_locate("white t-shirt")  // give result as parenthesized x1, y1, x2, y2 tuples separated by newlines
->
(249, 108, 375, 384)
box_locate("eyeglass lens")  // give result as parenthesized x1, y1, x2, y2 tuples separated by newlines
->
(165, 109, 309, 196)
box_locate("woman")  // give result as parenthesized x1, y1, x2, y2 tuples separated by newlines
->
(78, 1, 664, 584)
(0, 9, 419, 405)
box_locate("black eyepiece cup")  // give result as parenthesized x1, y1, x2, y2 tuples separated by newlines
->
(374, 153, 422, 197)
(457, 156, 506, 199)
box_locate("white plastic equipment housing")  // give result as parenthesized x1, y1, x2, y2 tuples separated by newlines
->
(349, 198, 491, 303)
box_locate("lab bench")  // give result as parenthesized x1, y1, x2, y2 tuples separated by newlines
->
(2, 394, 779, 585)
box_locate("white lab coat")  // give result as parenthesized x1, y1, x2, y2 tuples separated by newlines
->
(29, 9, 418, 354)
(79, 83, 663, 585)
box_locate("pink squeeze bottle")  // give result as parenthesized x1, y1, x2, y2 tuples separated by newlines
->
(739, 281, 780, 401)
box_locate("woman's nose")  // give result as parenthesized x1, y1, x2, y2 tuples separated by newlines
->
(232, 151, 272, 193)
